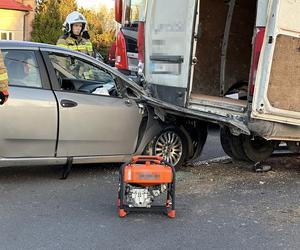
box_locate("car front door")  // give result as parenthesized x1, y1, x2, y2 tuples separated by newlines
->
(0, 48, 57, 158)
(43, 50, 143, 157)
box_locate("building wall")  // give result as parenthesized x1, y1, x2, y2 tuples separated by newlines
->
(23, 0, 36, 41)
(0, 9, 26, 40)
(0, 0, 35, 41)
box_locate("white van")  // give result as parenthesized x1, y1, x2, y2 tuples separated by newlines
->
(115, 0, 300, 163)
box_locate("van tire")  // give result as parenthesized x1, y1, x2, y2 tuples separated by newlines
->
(220, 127, 250, 161)
(241, 135, 274, 162)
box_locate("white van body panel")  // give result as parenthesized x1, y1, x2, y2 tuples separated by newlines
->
(144, 0, 198, 106)
(256, 0, 270, 27)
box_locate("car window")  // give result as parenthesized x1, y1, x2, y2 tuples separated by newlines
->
(48, 53, 118, 97)
(2, 50, 42, 88)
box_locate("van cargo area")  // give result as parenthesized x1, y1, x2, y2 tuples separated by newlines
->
(190, 0, 256, 110)
(144, 0, 300, 133)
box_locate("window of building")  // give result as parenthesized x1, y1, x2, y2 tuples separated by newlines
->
(0, 31, 14, 40)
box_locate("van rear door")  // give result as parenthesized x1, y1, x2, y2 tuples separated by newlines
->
(144, 0, 198, 106)
(252, 0, 300, 126)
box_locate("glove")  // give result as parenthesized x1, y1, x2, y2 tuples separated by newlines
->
(0, 90, 9, 105)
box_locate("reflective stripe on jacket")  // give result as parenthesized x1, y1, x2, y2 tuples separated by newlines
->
(57, 34, 94, 57)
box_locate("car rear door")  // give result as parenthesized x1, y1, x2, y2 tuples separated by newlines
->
(0, 48, 57, 158)
(143, 0, 199, 107)
(42, 49, 143, 157)
(252, 0, 300, 126)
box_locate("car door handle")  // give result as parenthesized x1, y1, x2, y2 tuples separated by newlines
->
(60, 99, 78, 108)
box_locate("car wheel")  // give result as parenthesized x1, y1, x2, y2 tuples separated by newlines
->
(150, 127, 188, 169)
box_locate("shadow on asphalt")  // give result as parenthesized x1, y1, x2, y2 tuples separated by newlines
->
(0, 163, 122, 183)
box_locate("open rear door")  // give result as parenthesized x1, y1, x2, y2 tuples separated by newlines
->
(144, 0, 198, 106)
(252, 0, 300, 126)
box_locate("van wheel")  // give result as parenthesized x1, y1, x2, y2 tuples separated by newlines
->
(287, 141, 300, 153)
(220, 127, 250, 161)
(150, 127, 188, 169)
(241, 135, 274, 162)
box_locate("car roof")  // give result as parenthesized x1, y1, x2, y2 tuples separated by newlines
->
(0, 40, 87, 58)
(0, 40, 92, 63)
(0, 40, 65, 50)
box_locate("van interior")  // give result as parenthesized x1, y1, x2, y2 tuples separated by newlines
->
(189, 0, 257, 111)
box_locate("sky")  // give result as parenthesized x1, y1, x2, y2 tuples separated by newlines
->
(76, 0, 114, 9)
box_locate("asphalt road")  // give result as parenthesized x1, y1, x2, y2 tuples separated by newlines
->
(1, 128, 300, 250)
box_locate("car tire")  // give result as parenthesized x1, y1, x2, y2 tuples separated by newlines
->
(150, 126, 188, 169)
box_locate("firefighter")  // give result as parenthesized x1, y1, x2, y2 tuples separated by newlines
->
(0, 50, 9, 105)
(57, 11, 95, 57)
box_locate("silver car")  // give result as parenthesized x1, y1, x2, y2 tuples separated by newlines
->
(0, 41, 207, 169)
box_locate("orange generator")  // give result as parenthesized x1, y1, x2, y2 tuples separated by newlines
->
(118, 155, 176, 218)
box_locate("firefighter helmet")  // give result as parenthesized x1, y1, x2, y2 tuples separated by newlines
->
(63, 11, 87, 33)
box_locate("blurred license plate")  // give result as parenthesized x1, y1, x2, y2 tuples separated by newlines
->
(151, 62, 181, 75)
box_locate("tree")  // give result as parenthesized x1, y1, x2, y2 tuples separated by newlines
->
(31, 0, 62, 44)
(59, 0, 77, 21)
(78, 6, 116, 59)
(32, 0, 77, 44)
(32, 0, 116, 60)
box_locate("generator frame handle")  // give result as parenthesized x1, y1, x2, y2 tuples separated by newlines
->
(131, 155, 164, 165)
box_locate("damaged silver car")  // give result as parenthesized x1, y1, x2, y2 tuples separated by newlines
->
(0, 41, 207, 169)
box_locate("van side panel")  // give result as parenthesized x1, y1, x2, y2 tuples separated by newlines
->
(256, 0, 269, 27)
(144, 0, 197, 106)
